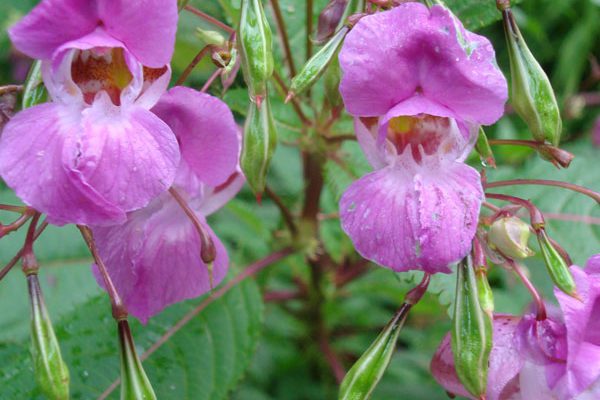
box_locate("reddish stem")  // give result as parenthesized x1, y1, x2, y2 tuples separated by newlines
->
(265, 185, 298, 235)
(485, 192, 545, 231)
(270, 0, 297, 77)
(175, 45, 214, 86)
(509, 260, 547, 321)
(200, 68, 223, 93)
(0, 220, 48, 282)
(184, 5, 235, 34)
(485, 179, 600, 204)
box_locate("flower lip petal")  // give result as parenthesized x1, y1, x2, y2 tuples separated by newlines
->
(8, 0, 98, 60)
(74, 96, 180, 214)
(0, 103, 126, 226)
(97, 0, 178, 68)
(92, 197, 229, 323)
(339, 161, 483, 273)
(152, 87, 241, 193)
(339, 2, 507, 124)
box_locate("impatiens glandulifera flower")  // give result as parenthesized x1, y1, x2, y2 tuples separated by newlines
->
(432, 254, 600, 399)
(92, 88, 242, 323)
(338, 3, 507, 273)
(0, 0, 180, 226)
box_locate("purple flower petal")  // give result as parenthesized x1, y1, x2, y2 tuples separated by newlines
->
(339, 161, 482, 273)
(93, 196, 229, 323)
(8, 0, 97, 60)
(97, 0, 178, 68)
(197, 171, 245, 217)
(75, 94, 180, 214)
(0, 103, 126, 225)
(152, 87, 241, 192)
(339, 3, 507, 125)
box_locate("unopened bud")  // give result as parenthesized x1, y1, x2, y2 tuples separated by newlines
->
(475, 127, 496, 168)
(196, 28, 227, 48)
(316, 0, 348, 44)
(488, 216, 534, 260)
(22, 60, 47, 109)
(118, 320, 157, 400)
(239, 0, 274, 103)
(537, 144, 574, 169)
(537, 229, 578, 298)
(451, 255, 492, 398)
(288, 26, 349, 100)
(241, 95, 277, 197)
(27, 274, 70, 400)
(502, 7, 562, 146)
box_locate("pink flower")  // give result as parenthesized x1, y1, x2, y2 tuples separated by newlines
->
(92, 87, 243, 323)
(338, 3, 507, 273)
(0, 0, 180, 226)
(431, 255, 600, 399)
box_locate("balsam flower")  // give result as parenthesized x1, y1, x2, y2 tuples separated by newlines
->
(431, 254, 600, 399)
(338, 3, 507, 273)
(0, 0, 180, 226)
(92, 87, 242, 323)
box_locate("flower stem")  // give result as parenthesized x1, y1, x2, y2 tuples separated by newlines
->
(265, 185, 298, 235)
(0, 220, 47, 282)
(485, 192, 545, 230)
(272, 71, 311, 125)
(485, 179, 600, 204)
(200, 68, 224, 93)
(184, 5, 235, 34)
(306, 0, 314, 60)
(509, 260, 547, 321)
(0, 204, 29, 213)
(175, 45, 214, 86)
(270, 0, 297, 77)
(0, 84, 23, 95)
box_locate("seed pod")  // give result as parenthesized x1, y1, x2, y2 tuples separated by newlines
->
(177, 0, 189, 11)
(241, 96, 277, 198)
(27, 274, 70, 400)
(22, 60, 47, 109)
(451, 255, 493, 398)
(537, 229, 578, 298)
(488, 216, 534, 260)
(502, 7, 562, 146)
(472, 240, 494, 318)
(288, 26, 349, 101)
(339, 304, 409, 400)
(324, 49, 343, 110)
(238, 0, 274, 103)
(118, 320, 157, 400)
(475, 127, 496, 168)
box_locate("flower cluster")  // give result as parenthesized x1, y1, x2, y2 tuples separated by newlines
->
(2, 0, 243, 322)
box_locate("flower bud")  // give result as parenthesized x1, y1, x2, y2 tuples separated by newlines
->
(451, 255, 493, 398)
(315, 0, 349, 44)
(288, 26, 349, 100)
(239, 0, 274, 103)
(537, 229, 578, 298)
(22, 60, 48, 109)
(502, 7, 562, 146)
(118, 320, 157, 400)
(339, 304, 409, 400)
(475, 127, 496, 168)
(488, 216, 534, 260)
(537, 144, 574, 169)
(241, 96, 277, 198)
(27, 274, 70, 400)
(195, 28, 227, 48)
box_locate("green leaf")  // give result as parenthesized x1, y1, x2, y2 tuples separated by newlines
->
(445, 0, 522, 31)
(0, 275, 264, 400)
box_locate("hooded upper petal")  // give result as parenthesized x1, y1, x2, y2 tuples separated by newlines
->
(339, 2, 507, 125)
(74, 93, 180, 215)
(339, 160, 483, 273)
(9, 0, 177, 67)
(93, 195, 229, 323)
(0, 103, 126, 225)
(151, 87, 241, 194)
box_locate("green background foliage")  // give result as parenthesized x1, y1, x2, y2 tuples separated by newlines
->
(0, 0, 599, 399)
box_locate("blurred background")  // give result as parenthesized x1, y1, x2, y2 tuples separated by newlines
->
(0, 0, 599, 399)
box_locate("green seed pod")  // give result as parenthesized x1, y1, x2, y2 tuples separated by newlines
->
(288, 26, 349, 100)
(241, 96, 277, 198)
(118, 320, 157, 400)
(476, 270, 494, 318)
(324, 49, 343, 110)
(339, 304, 409, 400)
(502, 7, 562, 146)
(452, 255, 493, 398)
(475, 127, 495, 168)
(27, 274, 70, 400)
(238, 0, 274, 102)
(488, 216, 534, 260)
(537, 229, 578, 298)
(22, 60, 48, 109)
(177, 0, 189, 11)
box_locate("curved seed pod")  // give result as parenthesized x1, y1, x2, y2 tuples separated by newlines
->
(27, 274, 70, 400)
(22, 60, 47, 109)
(537, 229, 578, 298)
(241, 96, 277, 198)
(452, 255, 492, 398)
(118, 320, 157, 400)
(488, 216, 534, 260)
(288, 26, 349, 100)
(501, 6, 562, 146)
(239, 0, 274, 103)
(324, 49, 343, 110)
